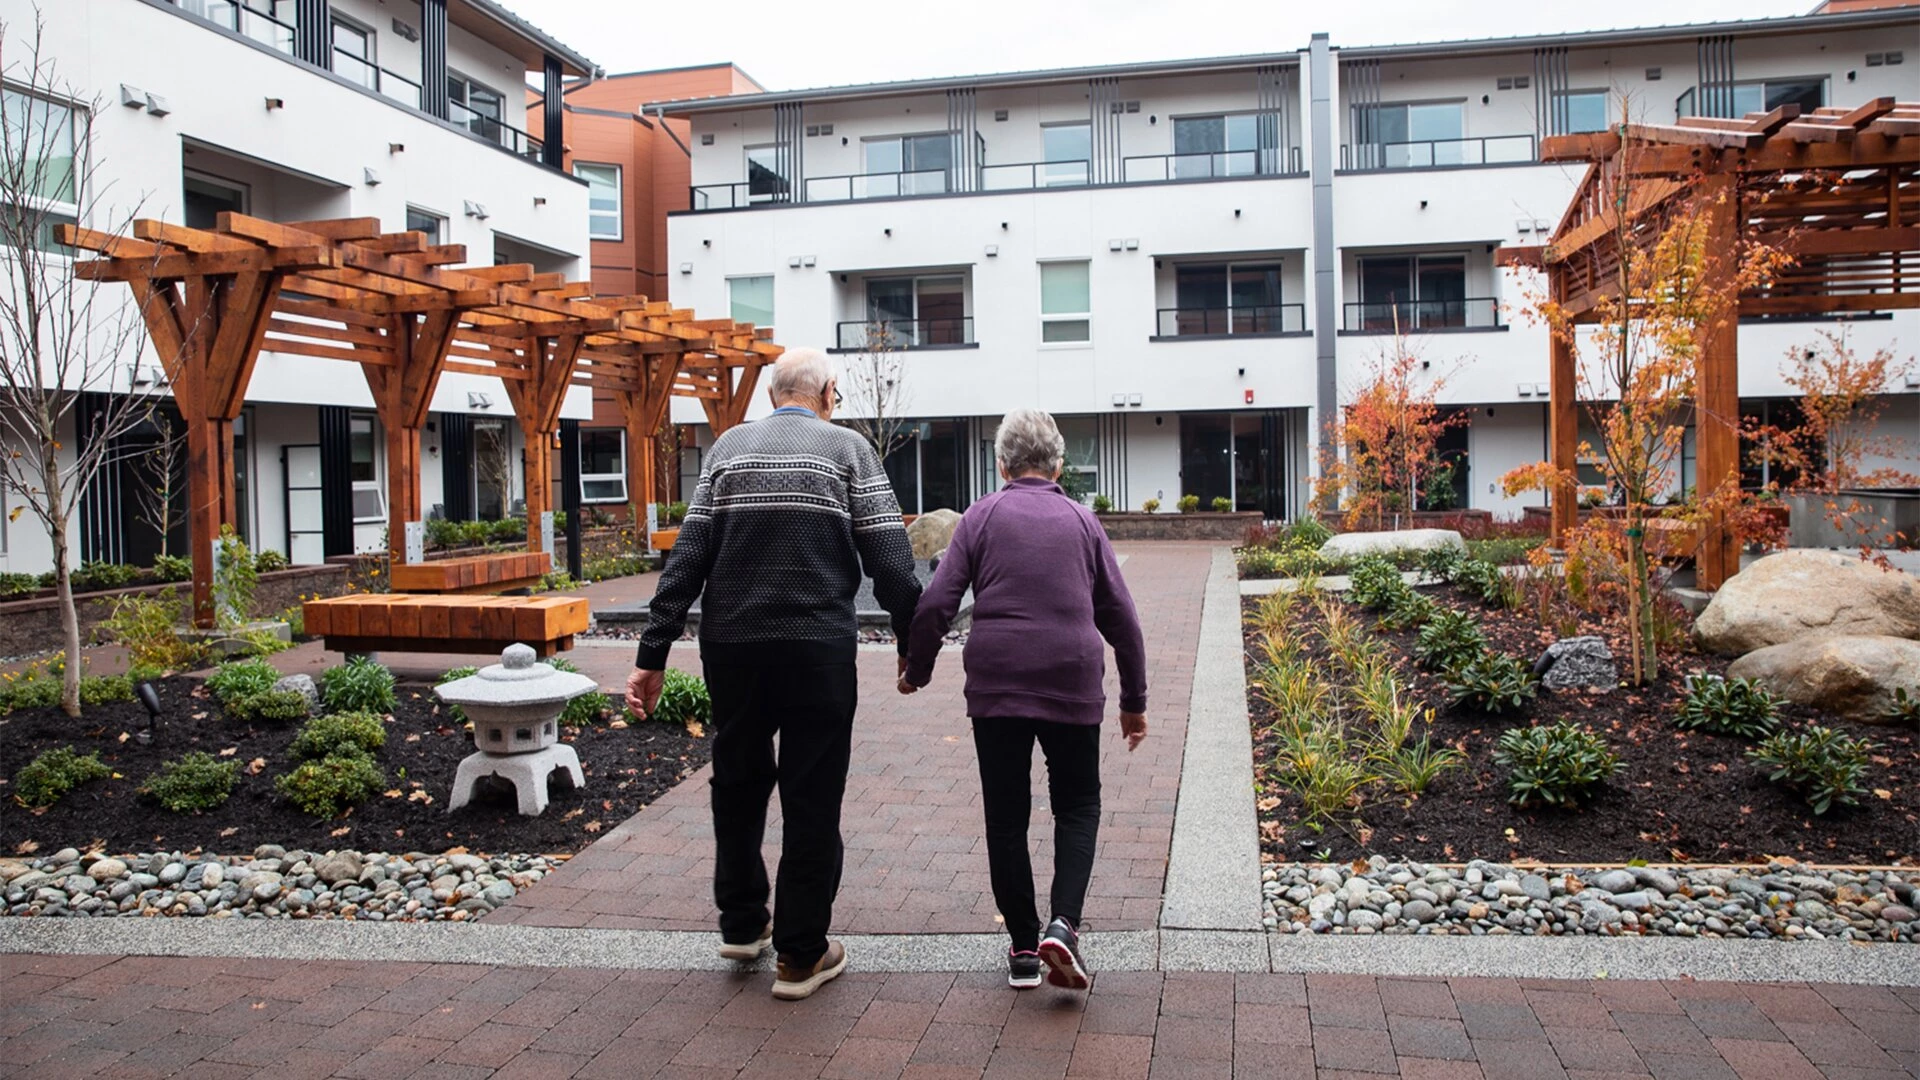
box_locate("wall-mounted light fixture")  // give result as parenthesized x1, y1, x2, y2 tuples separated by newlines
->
(1517, 383, 1534, 397)
(679, 262, 694, 274)
(389, 142, 405, 154)
(532, 196, 546, 206)
(884, 228, 892, 237)
(702, 238, 712, 247)
(1108, 239, 1124, 251)
(463, 200, 488, 219)
(264, 97, 285, 111)
(1124, 239, 1138, 250)
(1419, 200, 1429, 209)
(1000, 221, 1008, 230)
(1127, 394, 1142, 407)
(1233, 208, 1241, 218)
(802, 255, 816, 267)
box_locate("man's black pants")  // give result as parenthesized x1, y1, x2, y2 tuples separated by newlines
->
(703, 645, 858, 969)
(971, 716, 1102, 953)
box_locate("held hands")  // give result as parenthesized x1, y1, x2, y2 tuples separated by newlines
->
(896, 654, 918, 696)
(1119, 711, 1148, 751)
(625, 668, 664, 719)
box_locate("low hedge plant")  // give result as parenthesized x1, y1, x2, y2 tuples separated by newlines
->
(1494, 722, 1620, 808)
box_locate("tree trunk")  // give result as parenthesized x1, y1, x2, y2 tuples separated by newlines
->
(47, 478, 82, 717)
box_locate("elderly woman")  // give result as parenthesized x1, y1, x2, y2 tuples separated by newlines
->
(899, 409, 1147, 992)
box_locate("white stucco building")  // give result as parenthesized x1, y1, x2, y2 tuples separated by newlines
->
(655, 7, 1919, 518)
(0, 0, 597, 575)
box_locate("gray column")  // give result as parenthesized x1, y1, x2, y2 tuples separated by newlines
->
(1308, 34, 1338, 509)
(542, 56, 564, 167)
(295, 0, 332, 69)
(420, 0, 449, 119)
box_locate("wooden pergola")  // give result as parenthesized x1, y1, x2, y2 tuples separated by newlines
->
(1506, 98, 1918, 589)
(59, 214, 780, 627)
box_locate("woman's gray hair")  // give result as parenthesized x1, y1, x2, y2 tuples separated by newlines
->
(768, 347, 834, 405)
(994, 409, 1066, 478)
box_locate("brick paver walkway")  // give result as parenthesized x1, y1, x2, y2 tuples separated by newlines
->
(7, 953, 1917, 1080)
(486, 543, 1208, 935)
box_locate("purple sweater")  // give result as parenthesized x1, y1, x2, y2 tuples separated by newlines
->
(904, 477, 1148, 725)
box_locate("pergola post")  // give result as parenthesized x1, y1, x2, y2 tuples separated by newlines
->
(1547, 267, 1578, 543)
(619, 349, 680, 531)
(506, 332, 586, 565)
(1695, 170, 1742, 589)
(363, 310, 458, 565)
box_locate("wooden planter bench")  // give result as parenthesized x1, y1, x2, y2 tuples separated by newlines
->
(649, 528, 679, 552)
(389, 552, 552, 594)
(302, 594, 590, 656)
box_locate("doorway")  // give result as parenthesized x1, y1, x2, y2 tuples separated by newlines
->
(473, 421, 513, 520)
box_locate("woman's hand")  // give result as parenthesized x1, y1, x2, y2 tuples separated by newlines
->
(896, 676, 918, 695)
(1119, 711, 1147, 751)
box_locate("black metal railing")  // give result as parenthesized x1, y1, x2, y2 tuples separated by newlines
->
(1156, 304, 1306, 337)
(981, 159, 1091, 190)
(1341, 134, 1535, 170)
(332, 48, 423, 109)
(1122, 147, 1303, 182)
(805, 169, 952, 202)
(836, 317, 975, 351)
(1342, 298, 1502, 332)
(194, 0, 295, 53)
(450, 100, 543, 161)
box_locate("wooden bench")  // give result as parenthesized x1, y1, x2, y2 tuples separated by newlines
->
(648, 528, 679, 552)
(302, 594, 590, 657)
(389, 552, 552, 595)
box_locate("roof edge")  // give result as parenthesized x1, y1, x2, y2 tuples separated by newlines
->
(458, 0, 597, 77)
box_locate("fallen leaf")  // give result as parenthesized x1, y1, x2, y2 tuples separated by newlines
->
(444, 846, 467, 855)
(117, 732, 130, 744)
(1875, 789, 1893, 800)
(329, 826, 352, 837)
(583, 820, 602, 833)
(405, 733, 421, 743)
(561, 808, 584, 821)
(685, 721, 705, 738)
(1256, 797, 1280, 812)
(407, 790, 434, 805)
(607, 720, 628, 730)
(219, 827, 239, 838)
(383, 789, 403, 799)
(217, 747, 237, 758)
(14, 840, 39, 855)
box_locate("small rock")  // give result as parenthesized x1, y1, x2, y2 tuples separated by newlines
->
(1592, 869, 1637, 894)
(252, 881, 282, 902)
(1347, 910, 1384, 932)
(272, 674, 320, 712)
(1882, 905, 1915, 923)
(50, 848, 80, 865)
(158, 862, 187, 886)
(1519, 874, 1551, 903)
(254, 844, 287, 862)
(312, 852, 364, 886)
(88, 858, 129, 881)
(1402, 900, 1437, 924)
(1611, 891, 1656, 913)
(200, 863, 224, 888)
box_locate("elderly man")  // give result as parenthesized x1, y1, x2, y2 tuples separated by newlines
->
(627, 347, 921, 1000)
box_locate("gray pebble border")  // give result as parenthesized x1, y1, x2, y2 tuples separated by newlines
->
(1263, 857, 1917, 942)
(0, 846, 559, 922)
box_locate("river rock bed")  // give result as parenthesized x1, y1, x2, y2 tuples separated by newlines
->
(1263, 858, 1918, 942)
(0, 845, 560, 921)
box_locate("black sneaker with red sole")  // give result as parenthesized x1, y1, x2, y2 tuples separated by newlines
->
(1037, 917, 1089, 990)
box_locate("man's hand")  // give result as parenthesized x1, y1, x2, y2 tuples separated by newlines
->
(896, 655, 918, 695)
(625, 668, 664, 719)
(1119, 711, 1147, 751)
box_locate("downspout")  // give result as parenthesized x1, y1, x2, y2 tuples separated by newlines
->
(654, 105, 692, 157)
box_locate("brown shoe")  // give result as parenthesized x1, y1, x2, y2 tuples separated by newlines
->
(771, 940, 847, 1000)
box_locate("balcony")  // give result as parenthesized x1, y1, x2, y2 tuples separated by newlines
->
(1153, 304, 1307, 339)
(1341, 298, 1503, 334)
(831, 317, 976, 352)
(1123, 149, 1303, 182)
(1340, 135, 1535, 171)
(331, 48, 423, 111)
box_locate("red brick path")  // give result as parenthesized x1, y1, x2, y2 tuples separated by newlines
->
(7, 953, 1917, 1079)
(484, 544, 1209, 937)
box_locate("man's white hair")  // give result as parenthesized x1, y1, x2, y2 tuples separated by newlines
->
(994, 409, 1066, 477)
(768, 347, 834, 404)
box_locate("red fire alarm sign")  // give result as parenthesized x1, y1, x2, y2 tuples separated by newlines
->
(1244, 389, 1255, 405)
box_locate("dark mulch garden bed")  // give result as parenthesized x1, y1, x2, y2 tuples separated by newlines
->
(0, 677, 710, 856)
(1246, 587, 1920, 866)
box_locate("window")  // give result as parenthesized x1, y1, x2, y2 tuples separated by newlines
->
(859, 275, 966, 347)
(1555, 90, 1610, 135)
(862, 133, 953, 196)
(1170, 262, 1286, 335)
(574, 162, 621, 239)
(579, 429, 626, 503)
(331, 17, 377, 91)
(1056, 417, 1100, 498)
(1732, 78, 1824, 117)
(405, 205, 445, 245)
(448, 72, 504, 143)
(1040, 262, 1091, 344)
(182, 173, 246, 231)
(1, 88, 81, 253)
(1172, 114, 1263, 178)
(348, 413, 384, 522)
(1354, 101, 1465, 167)
(745, 145, 789, 203)
(1356, 253, 1468, 330)
(729, 275, 774, 329)
(1041, 123, 1091, 187)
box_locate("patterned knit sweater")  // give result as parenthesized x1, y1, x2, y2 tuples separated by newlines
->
(634, 409, 922, 669)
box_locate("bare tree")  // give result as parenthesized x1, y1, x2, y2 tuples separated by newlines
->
(838, 322, 914, 465)
(128, 412, 184, 557)
(0, 12, 166, 715)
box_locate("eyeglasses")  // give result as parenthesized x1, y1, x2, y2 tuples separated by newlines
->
(822, 381, 843, 408)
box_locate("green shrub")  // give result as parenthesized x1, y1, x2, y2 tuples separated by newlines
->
(1495, 723, 1620, 808)
(1452, 558, 1509, 605)
(582, 553, 648, 582)
(1379, 590, 1437, 631)
(253, 549, 288, 573)
(1375, 734, 1466, 796)
(1418, 545, 1467, 583)
(1141, 498, 1161, 513)
(435, 666, 479, 723)
(488, 517, 524, 544)
(70, 561, 140, 592)
(1890, 687, 1919, 727)
(1413, 609, 1486, 671)
(1284, 517, 1333, 549)
(1171, 494, 1196, 513)
(641, 668, 711, 728)
(425, 517, 465, 550)
(1444, 652, 1540, 714)
(206, 657, 279, 703)
(0, 571, 40, 600)
(1235, 547, 1288, 579)
(1346, 556, 1408, 611)
(96, 591, 210, 671)
(275, 749, 385, 817)
(1210, 496, 1232, 512)
(150, 554, 192, 583)
(667, 501, 689, 523)
(143, 751, 238, 813)
(78, 673, 137, 706)
(289, 710, 387, 763)
(226, 688, 312, 725)
(1091, 494, 1113, 514)
(14, 746, 112, 808)
(321, 656, 396, 714)
(0, 674, 60, 713)
(1748, 726, 1873, 815)
(548, 657, 611, 727)
(1676, 675, 1780, 739)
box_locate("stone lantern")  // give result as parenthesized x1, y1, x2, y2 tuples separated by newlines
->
(437, 643, 594, 816)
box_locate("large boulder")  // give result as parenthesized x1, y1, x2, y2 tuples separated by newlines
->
(1694, 550, 1920, 655)
(1319, 528, 1466, 561)
(1728, 635, 1920, 723)
(906, 509, 962, 561)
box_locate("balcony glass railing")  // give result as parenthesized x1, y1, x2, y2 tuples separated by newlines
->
(1342, 298, 1502, 332)
(981, 160, 1091, 190)
(450, 101, 544, 161)
(836, 317, 975, 351)
(332, 49, 424, 109)
(194, 0, 295, 54)
(1341, 135, 1535, 170)
(1123, 148, 1303, 182)
(1156, 304, 1306, 337)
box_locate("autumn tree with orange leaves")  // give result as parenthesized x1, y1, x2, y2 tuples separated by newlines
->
(1317, 328, 1465, 532)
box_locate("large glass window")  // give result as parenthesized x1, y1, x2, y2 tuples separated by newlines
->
(729, 275, 774, 328)
(1733, 78, 1825, 117)
(405, 205, 445, 245)
(1040, 262, 1091, 344)
(1173, 114, 1261, 178)
(1556, 90, 1610, 134)
(182, 173, 246, 230)
(580, 429, 626, 503)
(1171, 262, 1286, 335)
(574, 162, 621, 239)
(1356, 253, 1468, 330)
(348, 413, 384, 522)
(745, 145, 788, 203)
(448, 72, 504, 143)
(1041, 123, 1091, 187)
(1056, 417, 1100, 500)
(2, 88, 81, 252)
(862, 276, 966, 346)
(331, 17, 377, 90)
(1355, 102, 1466, 167)
(862, 133, 953, 196)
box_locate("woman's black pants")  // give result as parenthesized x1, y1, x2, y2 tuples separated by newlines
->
(970, 716, 1102, 952)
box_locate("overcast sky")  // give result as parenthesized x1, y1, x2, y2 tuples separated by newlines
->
(515, 0, 1819, 92)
